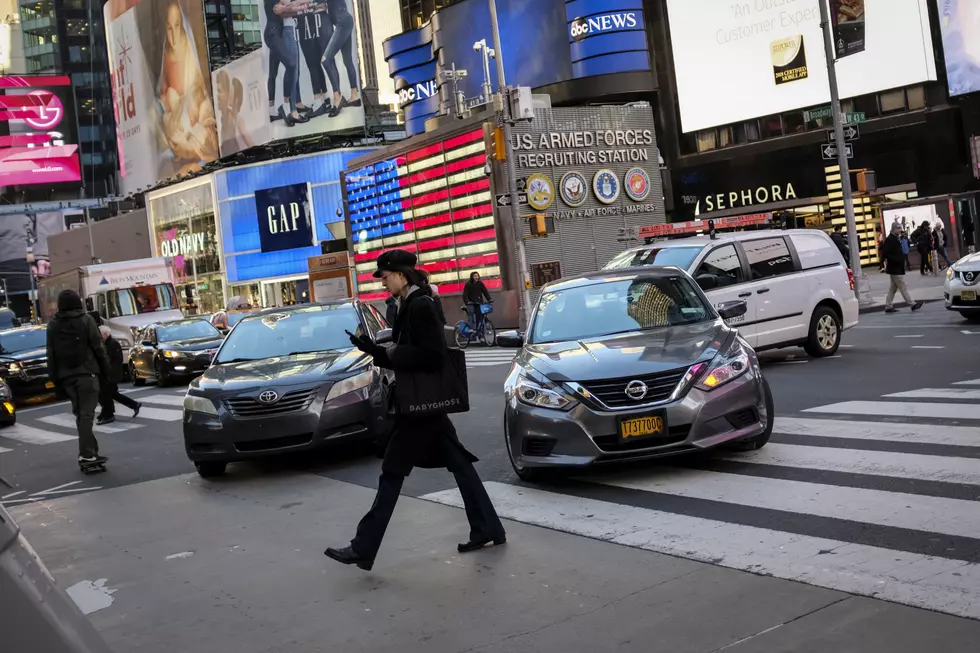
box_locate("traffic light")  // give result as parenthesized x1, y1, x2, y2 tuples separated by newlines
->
(491, 126, 506, 161)
(527, 214, 555, 237)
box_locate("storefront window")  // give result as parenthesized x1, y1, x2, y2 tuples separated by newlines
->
(906, 86, 926, 110)
(760, 115, 783, 139)
(880, 89, 907, 115)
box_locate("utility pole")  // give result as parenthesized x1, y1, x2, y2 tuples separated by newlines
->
(440, 64, 467, 118)
(473, 39, 495, 106)
(818, 0, 872, 306)
(488, 0, 532, 328)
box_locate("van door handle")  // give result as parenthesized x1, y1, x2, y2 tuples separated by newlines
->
(738, 292, 752, 298)
(756, 288, 771, 295)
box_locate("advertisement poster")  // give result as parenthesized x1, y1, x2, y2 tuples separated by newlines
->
(212, 50, 270, 158)
(254, 182, 316, 253)
(259, 0, 365, 141)
(771, 35, 809, 85)
(0, 212, 67, 295)
(104, 0, 219, 195)
(938, 0, 980, 97)
(831, 0, 866, 58)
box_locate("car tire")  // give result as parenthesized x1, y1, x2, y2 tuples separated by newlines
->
(131, 363, 145, 386)
(803, 306, 841, 357)
(960, 312, 980, 323)
(155, 361, 170, 387)
(1, 413, 15, 427)
(195, 461, 227, 478)
(728, 376, 774, 451)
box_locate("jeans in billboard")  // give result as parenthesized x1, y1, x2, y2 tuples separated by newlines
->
(298, 11, 331, 97)
(321, 10, 358, 96)
(266, 25, 300, 113)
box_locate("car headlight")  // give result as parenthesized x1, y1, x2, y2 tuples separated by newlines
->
(947, 267, 954, 281)
(162, 350, 189, 359)
(696, 339, 750, 391)
(183, 394, 218, 416)
(325, 368, 375, 401)
(6, 362, 22, 375)
(515, 374, 575, 410)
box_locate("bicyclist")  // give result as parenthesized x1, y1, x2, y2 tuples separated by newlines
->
(463, 272, 492, 331)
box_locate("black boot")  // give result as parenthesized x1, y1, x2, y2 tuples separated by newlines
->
(324, 546, 374, 571)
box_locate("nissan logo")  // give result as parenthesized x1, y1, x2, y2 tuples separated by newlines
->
(624, 380, 648, 401)
(966, 272, 975, 283)
(258, 390, 279, 404)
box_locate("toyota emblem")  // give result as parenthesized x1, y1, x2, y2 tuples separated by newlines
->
(258, 390, 279, 404)
(624, 380, 648, 401)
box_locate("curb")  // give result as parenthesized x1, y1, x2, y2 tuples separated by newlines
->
(858, 298, 943, 315)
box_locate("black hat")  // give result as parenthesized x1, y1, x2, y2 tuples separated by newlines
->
(373, 249, 418, 278)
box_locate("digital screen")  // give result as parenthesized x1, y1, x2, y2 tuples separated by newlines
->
(664, 0, 936, 133)
(346, 127, 500, 301)
(937, 0, 980, 97)
(0, 75, 81, 186)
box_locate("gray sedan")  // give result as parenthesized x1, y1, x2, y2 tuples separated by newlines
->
(497, 267, 773, 481)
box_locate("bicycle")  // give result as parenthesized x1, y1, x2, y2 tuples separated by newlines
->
(455, 303, 496, 348)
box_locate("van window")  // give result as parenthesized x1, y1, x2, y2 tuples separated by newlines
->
(792, 233, 842, 269)
(742, 238, 796, 280)
(694, 244, 744, 288)
(603, 245, 703, 271)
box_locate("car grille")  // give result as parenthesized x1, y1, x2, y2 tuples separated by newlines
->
(579, 367, 689, 408)
(593, 425, 691, 453)
(223, 388, 317, 418)
(235, 433, 313, 452)
(726, 408, 759, 430)
(21, 360, 48, 378)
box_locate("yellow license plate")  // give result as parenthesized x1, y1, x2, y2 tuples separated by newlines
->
(45, 381, 55, 389)
(620, 415, 666, 441)
(962, 290, 977, 302)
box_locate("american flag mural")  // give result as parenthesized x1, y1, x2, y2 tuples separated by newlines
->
(345, 127, 501, 301)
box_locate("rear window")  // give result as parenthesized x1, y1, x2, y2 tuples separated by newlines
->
(603, 245, 703, 271)
(793, 233, 842, 269)
(742, 238, 796, 280)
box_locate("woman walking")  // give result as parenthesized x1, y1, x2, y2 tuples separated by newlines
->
(325, 250, 505, 571)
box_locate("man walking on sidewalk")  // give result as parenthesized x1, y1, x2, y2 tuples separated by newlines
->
(97, 326, 141, 425)
(46, 290, 111, 466)
(882, 224, 923, 314)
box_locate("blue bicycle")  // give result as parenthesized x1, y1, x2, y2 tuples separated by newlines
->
(455, 303, 495, 348)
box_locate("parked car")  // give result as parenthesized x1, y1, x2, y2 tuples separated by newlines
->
(604, 230, 859, 357)
(944, 251, 980, 321)
(0, 308, 19, 330)
(182, 300, 393, 478)
(129, 319, 225, 386)
(0, 326, 53, 400)
(0, 381, 15, 426)
(497, 267, 773, 482)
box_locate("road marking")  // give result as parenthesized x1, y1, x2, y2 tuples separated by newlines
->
(14, 386, 160, 414)
(35, 486, 102, 496)
(0, 446, 11, 454)
(31, 481, 82, 496)
(910, 346, 945, 349)
(37, 414, 141, 434)
(1, 490, 24, 500)
(719, 442, 980, 486)
(894, 334, 924, 338)
(0, 423, 75, 444)
(133, 406, 183, 421)
(963, 330, 980, 335)
(773, 360, 808, 365)
(773, 417, 980, 448)
(884, 388, 980, 400)
(954, 379, 980, 386)
(422, 482, 980, 621)
(839, 345, 854, 348)
(139, 394, 186, 407)
(805, 401, 980, 421)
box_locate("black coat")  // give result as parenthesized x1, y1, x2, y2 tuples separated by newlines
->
(104, 336, 124, 384)
(912, 227, 933, 252)
(372, 288, 477, 476)
(882, 234, 906, 275)
(463, 280, 492, 306)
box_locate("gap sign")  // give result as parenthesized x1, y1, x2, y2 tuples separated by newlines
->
(254, 183, 317, 253)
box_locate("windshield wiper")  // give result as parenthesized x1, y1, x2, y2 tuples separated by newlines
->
(213, 357, 256, 365)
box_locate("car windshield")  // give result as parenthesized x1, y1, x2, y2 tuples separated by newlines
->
(529, 275, 713, 344)
(227, 311, 256, 327)
(157, 320, 221, 342)
(106, 284, 179, 318)
(0, 329, 46, 354)
(214, 304, 361, 363)
(603, 245, 703, 271)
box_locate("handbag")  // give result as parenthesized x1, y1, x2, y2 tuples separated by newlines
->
(393, 347, 469, 417)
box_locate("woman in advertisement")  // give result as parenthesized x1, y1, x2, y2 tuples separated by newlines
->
(295, 0, 333, 117)
(321, 0, 360, 117)
(265, 0, 310, 127)
(216, 71, 256, 155)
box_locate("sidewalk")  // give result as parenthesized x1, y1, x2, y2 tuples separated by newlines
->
(859, 267, 946, 314)
(9, 473, 980, 652)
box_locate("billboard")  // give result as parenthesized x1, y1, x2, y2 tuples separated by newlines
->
(0, 75, 81, 186)
(664, 0, 937, 133)
(938, 0, 980, 97)
(212, 51, 269, 158)
(254, 182, 317, 253)
(104, 0, 219, 196)
(0, 211, 74, 295)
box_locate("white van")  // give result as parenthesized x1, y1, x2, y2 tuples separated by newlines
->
(604, 230, 860, 356)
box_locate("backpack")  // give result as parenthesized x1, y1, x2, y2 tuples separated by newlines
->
(51, 316, 92, 370)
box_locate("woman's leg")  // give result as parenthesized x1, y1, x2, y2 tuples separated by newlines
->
(337, 13, 360, 103)
(266, 30, 284, 119)
(322, 12, 355, 108)
(281, 26, 300, 115)
(350, 472, 405, 560)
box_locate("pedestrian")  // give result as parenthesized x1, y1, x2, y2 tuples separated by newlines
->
(384, 294, 397, 326)
(46, 290, 111, 467)
(912, 221, 934, 275)
(882, 224, 923, 314)
(428, 281, 447, 325)
(934, 222, 952, 268)
(829, 224, 850, 266)
(96, 326, 141, 425)
(900, 230, 911, 271)
(463, 271, 493, 331)
(325, 250, 505, 571)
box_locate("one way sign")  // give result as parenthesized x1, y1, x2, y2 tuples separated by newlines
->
(496, 192, 528, 207)
(827, 125, 860, 143)
(821, 143, 853, 160)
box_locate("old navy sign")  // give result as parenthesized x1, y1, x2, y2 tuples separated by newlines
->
(569, 12, 640, 42)
(254, 183, 317, 254)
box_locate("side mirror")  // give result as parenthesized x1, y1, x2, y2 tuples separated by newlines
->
(696, 274, 718, 291)
(374, 328, 393, 344)
(717, 300, 747, 321)
(496, 330, 524, 348)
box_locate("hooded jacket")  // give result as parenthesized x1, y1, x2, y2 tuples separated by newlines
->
(46, 309, 110, 382)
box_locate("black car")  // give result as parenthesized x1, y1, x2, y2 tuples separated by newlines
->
(0, 326, 54, 399)
(129, 319, 225, 387)
(182, 300, 393, 478)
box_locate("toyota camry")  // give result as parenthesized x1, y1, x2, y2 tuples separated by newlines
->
(497, 267, 773, 481)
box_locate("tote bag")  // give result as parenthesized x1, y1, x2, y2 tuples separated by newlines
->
(393, 347, 469, 417)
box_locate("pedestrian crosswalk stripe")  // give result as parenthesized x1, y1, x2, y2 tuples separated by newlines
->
(139, 394, 185, 407)
(772, 416, 980, 448)
(421, 482, 980, 621)
(463, 350, 516, 367)
(133, 406, 183, 421)
(0, 446, 11, 454)
(805, 400, 980, 421)
(0, 423, 75, 444)
(883, 387, 980, 400)
(588, 467, 980, 540)
(953, 378, 980, 386)
(38, 414, 141, 434)
(718, 442, 980, 486)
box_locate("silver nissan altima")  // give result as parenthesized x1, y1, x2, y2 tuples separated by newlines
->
(497, 267, 773, 482)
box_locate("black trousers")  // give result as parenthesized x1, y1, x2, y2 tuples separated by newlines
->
(99, 380, 139, 418)
(919, 249, 930, 274)
(351, 435, 505, 560)
(63, 374, 100, 458)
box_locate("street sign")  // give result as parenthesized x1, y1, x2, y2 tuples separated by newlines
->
(821, 143, 853, 160)
(804, 106, 866, 125)
(827, 125, 860, 143)
(495, 192, 528, 207)
(843, 112, 866, 125)
(804, 106, 833, 122)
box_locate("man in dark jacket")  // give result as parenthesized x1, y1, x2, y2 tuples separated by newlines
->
(46, 290, 111, 464)
(462, 272, 493, 331)
(384, 295, 397, 326)
(912, 222, 934, 275)
(97, 326, 141, 425)
(829, 225, 849, 266)
(882, 224, 923, 314)
(326, 250, 505, 570)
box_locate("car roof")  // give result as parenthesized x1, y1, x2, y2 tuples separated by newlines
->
(0, 325, 45, 335)
(238, 300, 359, 321)
(542, 266, 691, 293)
(616, 228, 826, 255)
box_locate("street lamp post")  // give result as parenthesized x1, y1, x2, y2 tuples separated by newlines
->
(473, 39, 495, 106)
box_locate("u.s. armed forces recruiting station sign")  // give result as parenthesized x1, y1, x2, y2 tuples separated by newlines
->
(508, 104, 667, 281)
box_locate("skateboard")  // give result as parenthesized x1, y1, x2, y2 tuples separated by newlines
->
(79, 458, 107, 475)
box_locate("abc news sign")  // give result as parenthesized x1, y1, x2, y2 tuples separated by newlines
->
(397, 79, 438, 108)
(569, 11, 640, 42)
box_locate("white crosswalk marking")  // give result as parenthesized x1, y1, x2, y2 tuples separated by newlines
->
(463, 349, 516, 368)
(424, 377, 980, 622)
(139, 394, 186, 407)
(0, 423, 75, 444)
(0, 446, 11, 454)
(953, 378, 980, 386)
(38, 414, 141, 434)
(132, 406, 183, 421)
